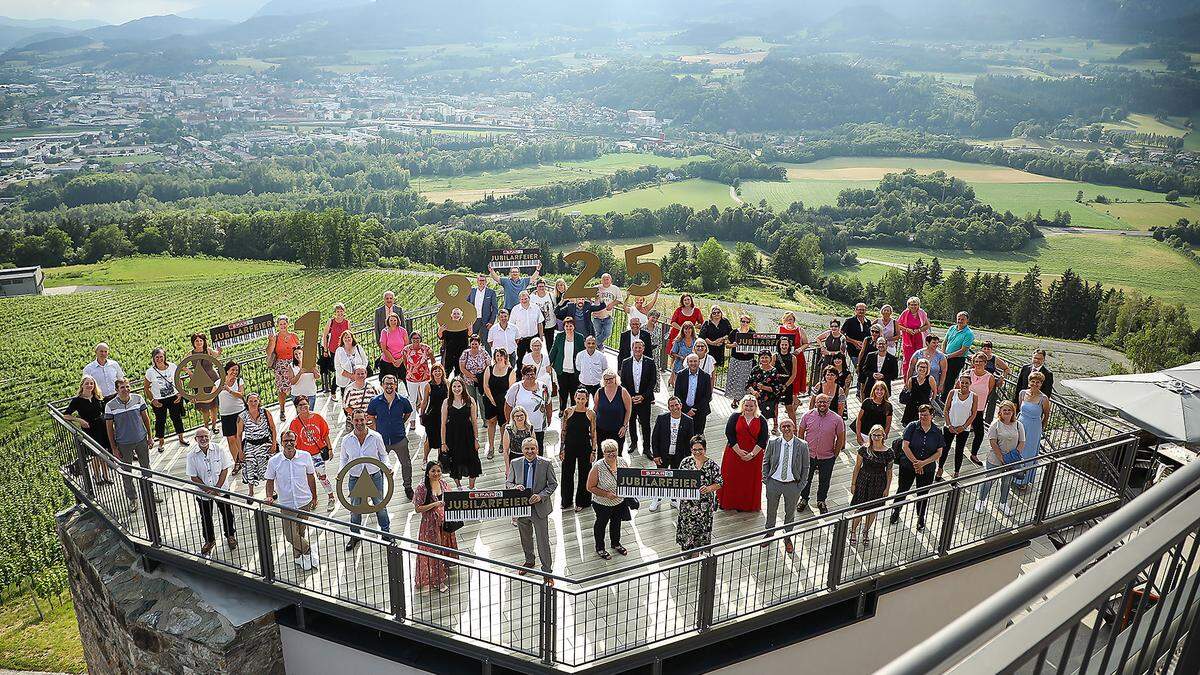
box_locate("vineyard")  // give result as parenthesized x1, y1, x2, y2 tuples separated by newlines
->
(0, 265, 439, 605)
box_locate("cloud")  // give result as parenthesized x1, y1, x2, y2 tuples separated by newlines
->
(0, 0, 199, 23)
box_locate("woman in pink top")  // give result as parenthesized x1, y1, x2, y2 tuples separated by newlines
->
(967, 352, 996, 464)
(378, 313, 409, 382)
(897, 296, 931, 376)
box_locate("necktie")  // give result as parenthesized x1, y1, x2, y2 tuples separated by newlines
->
(524, 460, 533, 489)
(780, 440, 791, 482)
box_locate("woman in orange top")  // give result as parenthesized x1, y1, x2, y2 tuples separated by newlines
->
(267, 315, 301, 422)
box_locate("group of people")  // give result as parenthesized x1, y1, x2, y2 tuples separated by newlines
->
(64, 269, 1061, 591)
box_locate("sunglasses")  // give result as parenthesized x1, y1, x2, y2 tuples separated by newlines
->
(740, 319, 751, 323)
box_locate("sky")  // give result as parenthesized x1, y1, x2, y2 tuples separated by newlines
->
(0, 0, 197, 23)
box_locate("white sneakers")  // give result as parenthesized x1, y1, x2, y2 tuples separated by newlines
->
(999, 503, 1014, 517)
(296, 553, 316, 571)
(974, 500, 985, 513)
(649, 499, 662, 512)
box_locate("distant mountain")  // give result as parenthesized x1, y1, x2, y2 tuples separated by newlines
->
(0, 16, 106, 30)
(0, 25, 73, 52)
(181, 0, 268, 22)
(253, 0, 372, 18)
(84, 14, 230, 42)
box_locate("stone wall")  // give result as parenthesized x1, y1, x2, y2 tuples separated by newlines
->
(58, 506, 286, 675)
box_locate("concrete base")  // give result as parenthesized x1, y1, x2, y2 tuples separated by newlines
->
(57, 506, 287, 675)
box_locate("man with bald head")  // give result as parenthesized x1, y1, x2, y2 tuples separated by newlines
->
(797, 393, 845, 515)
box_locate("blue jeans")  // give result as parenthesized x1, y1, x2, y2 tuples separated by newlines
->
(978, 461, 1013, 505)
(348, 472, 391, 533)
(592, 315, 613, 348)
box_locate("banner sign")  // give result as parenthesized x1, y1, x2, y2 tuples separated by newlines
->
(444, 489, 532, 520)
(488, 247, 541, 270)
(210, 314, 275, 350)
(616, 467, 703, 500)
(733, 333, 791, 356)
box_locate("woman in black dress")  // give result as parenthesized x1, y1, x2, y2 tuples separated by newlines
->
(64, 375, 112, 484)
(698, 306, 733, 369)
(441, 379, 481, 489)
(725, 315, 756, 400)
(421, 364, 449, 463)
(481, 349, 515, 460)
(900, 358, 936, 426)
(809, 366, 845, 418)
(849, 424, 894, 549)
(775, 335, 799, 427)
(558, 388, 597, 511)
(854, 380, 894, 446)
(438, 309, 470, 379)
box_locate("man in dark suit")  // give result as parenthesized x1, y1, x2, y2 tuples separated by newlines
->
(373, 290, 406, 344)
(620, 339, 657, 459)
(618, 316, 654, 367)
(673, 353, 713, 435)
(505, 437, 558, 580)
(467, 273, 499, 345)
(1013, 348, 1054, 400)
(857, 336, 900, 399)
(649, 396, 694, 511)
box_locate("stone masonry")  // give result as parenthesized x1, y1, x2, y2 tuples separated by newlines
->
(57, 506, 285, 674)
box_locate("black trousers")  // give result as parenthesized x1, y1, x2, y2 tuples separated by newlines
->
(516, 336, 534, 366)
(197, 496, 235, 543)
(684, 408, 708, 437)
(597, 427, 625, 453)
(943, 357, 967, 403)
(561, 447, 593, 509)
(800, 456, 835, 502)
(940, 426, 969, 475)
(659, 452, 686, 470)
(558, 371, 579, 411)
(543, 326, 556, 354)
(628, 402, 652, 457)
(969, 414, 987, 458)
(592, 502, 623, 551)
(153, 397, 185, 439)
(892, 463, 936, 523)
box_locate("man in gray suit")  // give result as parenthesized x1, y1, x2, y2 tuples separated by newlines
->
(506, 437, 558, 582)
(373, 290, 406, 344)
(761, 417, 809, 553)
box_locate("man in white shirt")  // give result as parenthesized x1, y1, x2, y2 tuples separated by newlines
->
(487, 309, 519, 359)
(591, 273, 623, 347)
(574, 336, 608, 395)
(761, 418, 809, 553)
(266, 430, 317, 570)
(341, 410, 392, 546)
(530, 278, 558, 349)
(509, 290, 544, 365)
(186, 427, 236, 556)
(84, 342, 126, 401)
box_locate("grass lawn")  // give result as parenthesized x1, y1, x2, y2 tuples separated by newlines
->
(0, 592, 85, 673)
(1187, 112, 1200, 153)
(565, 179, 736, 215)
(212, 57, 277, 73)
(847, 233, 1200, 317)
(43, 255, 301, 287)
(1101, 113, 1190, 138)
(741, 157, 1175, 230)
(413, 153, 708, 203)
(1084, 200, 1198, 230)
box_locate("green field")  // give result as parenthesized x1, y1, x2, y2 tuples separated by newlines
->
(413, 153, 708, 203)
(565, 179, 736, 215)
(0, 126, 109, 141)
(847, 234, 1200, 317)
(92, 152, 163, 166)
(740, 157, 1177, 230)
(212, 57, 277, 73)
(550, 235, 756, 261)
(0, 592, 83, 673)
(1187, 112, 1200, 152)
(1101, 113, 1191, 138)
(43, 255, 301, 288)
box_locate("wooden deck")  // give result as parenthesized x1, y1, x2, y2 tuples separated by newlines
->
(120, 363, 1114, 666)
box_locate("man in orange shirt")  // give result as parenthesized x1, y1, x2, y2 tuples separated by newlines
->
(288, 396, 335, 512)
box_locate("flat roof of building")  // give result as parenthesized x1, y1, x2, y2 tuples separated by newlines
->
(0, 266, 42, 278)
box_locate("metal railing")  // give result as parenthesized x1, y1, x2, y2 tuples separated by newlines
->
(49, 301, 1149, 672)
(880, 448, 1200, 675)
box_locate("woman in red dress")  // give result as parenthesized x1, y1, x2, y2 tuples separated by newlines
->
(777, 311, 810, 410)
(667, 294, 703, 357)
(719, 395, 769, 512)
(414, 461, 459, 593)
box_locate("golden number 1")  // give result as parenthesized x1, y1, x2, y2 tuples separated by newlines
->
(294, 310, 321, 371)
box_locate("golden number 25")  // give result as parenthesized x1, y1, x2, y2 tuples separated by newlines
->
(563, 244, 663, 298)
(434, 274, 478, 332)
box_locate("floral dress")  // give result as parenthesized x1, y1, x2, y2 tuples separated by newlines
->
(748, 366, 784, 419)
(414, 480, 459, 589)
(676, 456, 723, 551)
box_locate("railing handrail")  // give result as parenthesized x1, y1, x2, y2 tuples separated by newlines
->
(877, 447, 1200, 675)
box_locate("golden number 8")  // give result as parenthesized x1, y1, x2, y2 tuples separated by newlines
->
(435, 274, 478, 333)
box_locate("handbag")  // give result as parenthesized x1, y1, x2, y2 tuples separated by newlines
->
(441, 520, 465, 533)
(623, 496, 640, 510)
(899, 388, 912, 405)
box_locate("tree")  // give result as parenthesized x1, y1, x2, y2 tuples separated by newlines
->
(1011, 266, 1044, 334)
(771, 235, 818, 287)
(134, 226, 170, 254)
(1166, 190, 1181, 202)
(1125, 322, 1196, 371)
(695, 238, 733, 291)
(79, 224, 134, 262)
(927, 257, 943, 286)
(735, 242, 762, 276)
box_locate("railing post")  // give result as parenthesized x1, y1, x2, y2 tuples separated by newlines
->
(387, 543, 406, 620)
(697, 554, 717, 631)
(938, 486, 961, 555)
(75, 437, 95, 498)
(539, 582, 557, 666)
(1034, 460, 1059, 524)
(828, 519, 848, 591)
(254, 507, 275, 582)
(138, 474, 162, 546)
(1117, 437, 1137, 498)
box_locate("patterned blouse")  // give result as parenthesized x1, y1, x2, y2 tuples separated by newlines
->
(748, 366, 784, 405)
(459, 348, 491, 383)
(239, 408, 272, 444)
(402, 343, 434, 382)
(591, 457, 626, 507)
